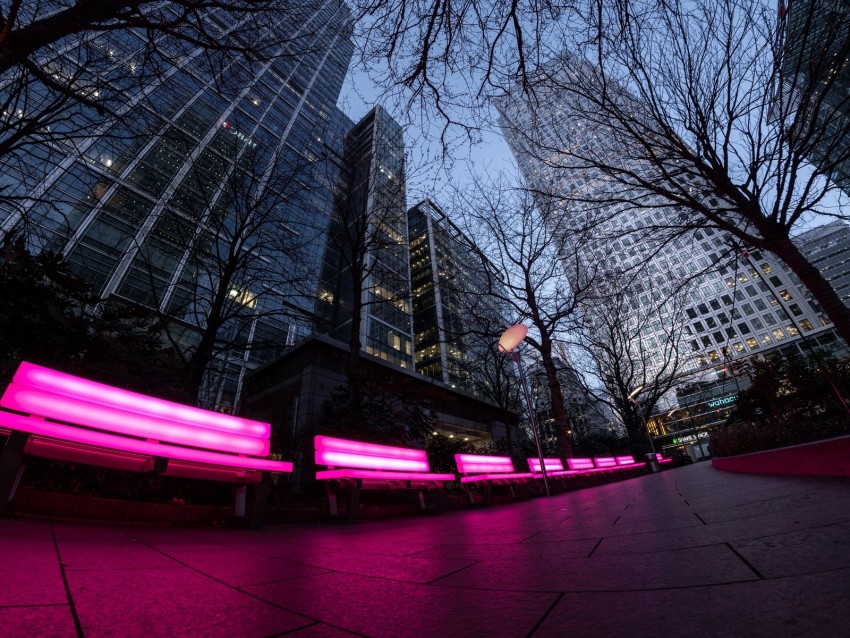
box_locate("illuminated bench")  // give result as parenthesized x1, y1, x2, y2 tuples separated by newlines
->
(616, 455, 638, 468)
(0, 362, 292, 525)
(456, 454, 534, 505)
(594, 456, 619, 471)
(527, 457, 579, 479)
(655, 453, 674, 466)
(315, 436, 455, 523)
(567, 457, 606, 473)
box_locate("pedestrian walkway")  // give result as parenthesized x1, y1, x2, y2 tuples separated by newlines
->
(2, 463, 849, 637)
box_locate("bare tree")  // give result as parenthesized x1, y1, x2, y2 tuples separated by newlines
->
(124, 116, 325, 402)
(454, 175, 591, 458)
(511, 0, 850, 343)
(572, 275, 689, 453)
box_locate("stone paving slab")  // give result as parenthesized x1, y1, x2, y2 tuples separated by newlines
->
(1, 463, 849, 637)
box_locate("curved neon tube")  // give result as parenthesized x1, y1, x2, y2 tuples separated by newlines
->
(3, 385, 268, 455)
(11, 362, 269, 438)
(0, 410, 291, 472)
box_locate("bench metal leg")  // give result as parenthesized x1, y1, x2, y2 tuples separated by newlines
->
(346, 479, 362, 524)
(436, 487, 447, 514)
(325, 482, 338, 516)
(0, 432, 29, 517)
(482, 483, 493, 507)
(234, 485, 248, 518)
(248, 483, 269, 530)
(418, 490, 426, 510)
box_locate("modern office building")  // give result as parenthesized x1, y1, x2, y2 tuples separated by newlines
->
(795, 220, 850, 309)
(0, 2, 387, 410)
(407, 199, 509, 395)
(319, 106, 415, 369)
(781, 0, 850, 194)
(496, 51, 842, 427)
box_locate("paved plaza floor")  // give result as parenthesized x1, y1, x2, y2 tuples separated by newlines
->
(2, 462, 849, 637)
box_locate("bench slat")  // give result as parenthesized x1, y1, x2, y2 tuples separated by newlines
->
(317, 469, 456, 481)
(3, 384, 269, 456)
(0, 411, 292, 473)
(10, 362, 269, 438)
(459, 472, 533, 483)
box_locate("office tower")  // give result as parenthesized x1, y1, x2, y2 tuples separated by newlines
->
(496, 52, 838, 383)
(795, 220, 850, 309)
(320, 106, 415, 369)
(407, 199, 508, 395)
(781, 0, 850, 193)
(0, 1, 356, 410)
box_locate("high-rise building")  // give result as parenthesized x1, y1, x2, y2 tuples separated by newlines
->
(0, 1, 356, 409)
(407, 199, 508, 394)
(795, 220, 850, 308)
(781, 0, 850, 193)
(320, 106, 415, 369)
(496, 52, 840, 395)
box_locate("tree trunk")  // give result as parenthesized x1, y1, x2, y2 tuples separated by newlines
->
(538, 348, 574, 459)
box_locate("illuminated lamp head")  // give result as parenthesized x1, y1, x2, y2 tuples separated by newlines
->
(498, 324, 527, 353)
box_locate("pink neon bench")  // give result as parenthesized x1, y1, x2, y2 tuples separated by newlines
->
(455, 454, 534, 505)
(315, 436, 455, 523)
(655, 453, 673, 466)
(0, 362, 292, 525)
(527, 457, 580, 479)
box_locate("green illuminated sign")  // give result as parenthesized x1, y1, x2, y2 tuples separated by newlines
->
(707, 395, 737, 408)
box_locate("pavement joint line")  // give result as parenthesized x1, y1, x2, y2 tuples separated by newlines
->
(129, 534, 323, 627)
(694, 512, 708, 525)
(518, 531, 543, 543)
(725, 542, 765, 580)
(586, 537, 604, 558)
(525, 592, 564, 638)
(612, 515, 621, 526)
(425, 559, 482, 585)
(49, 519, 85, 638)
(271, 619, 372, 638)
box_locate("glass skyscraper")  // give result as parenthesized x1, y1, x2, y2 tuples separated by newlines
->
(0, 1, 357, 409)
(407, 198, 509, 395)
(320, 106, 415, 369)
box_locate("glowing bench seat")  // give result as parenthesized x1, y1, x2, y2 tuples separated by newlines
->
(655, 453, 674, 466)
(528, 457, 580, 479)
(567, 457, 609, 474)
(315, 436, 455, 523)
(616, 455, 638, 467)
(456, 454, 534, 505)
(0, 362, 292, 525)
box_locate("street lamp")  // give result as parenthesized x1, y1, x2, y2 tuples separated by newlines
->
(628, 386, 656, 455)
(499, 324, 550, 496)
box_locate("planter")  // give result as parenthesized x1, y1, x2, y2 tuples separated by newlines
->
(711, 435, 850, 477)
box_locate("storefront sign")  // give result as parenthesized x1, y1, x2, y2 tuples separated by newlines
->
(707, 395, 738, 408)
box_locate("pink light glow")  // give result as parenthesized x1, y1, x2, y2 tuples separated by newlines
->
(616, 455, 636, 465)
(11, 362, 269, 438)
(455, 454, 515, 474)
(656, 453, 673, 463)
(315, 436, 431, 472)
(3, 384, 268, 455)
(316, 468, 455, 482)
(595, 457, 617, 468)
(0, 410, 292, 472)
(527, 458, 565, 472)
(567, 458, 595, 470)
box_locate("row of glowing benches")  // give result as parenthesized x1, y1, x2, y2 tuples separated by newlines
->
(0, 362, 670, 525)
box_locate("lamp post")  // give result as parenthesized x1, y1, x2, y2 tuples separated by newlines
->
(628, 386, 656, 455)
(499, 324, 550, 497)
